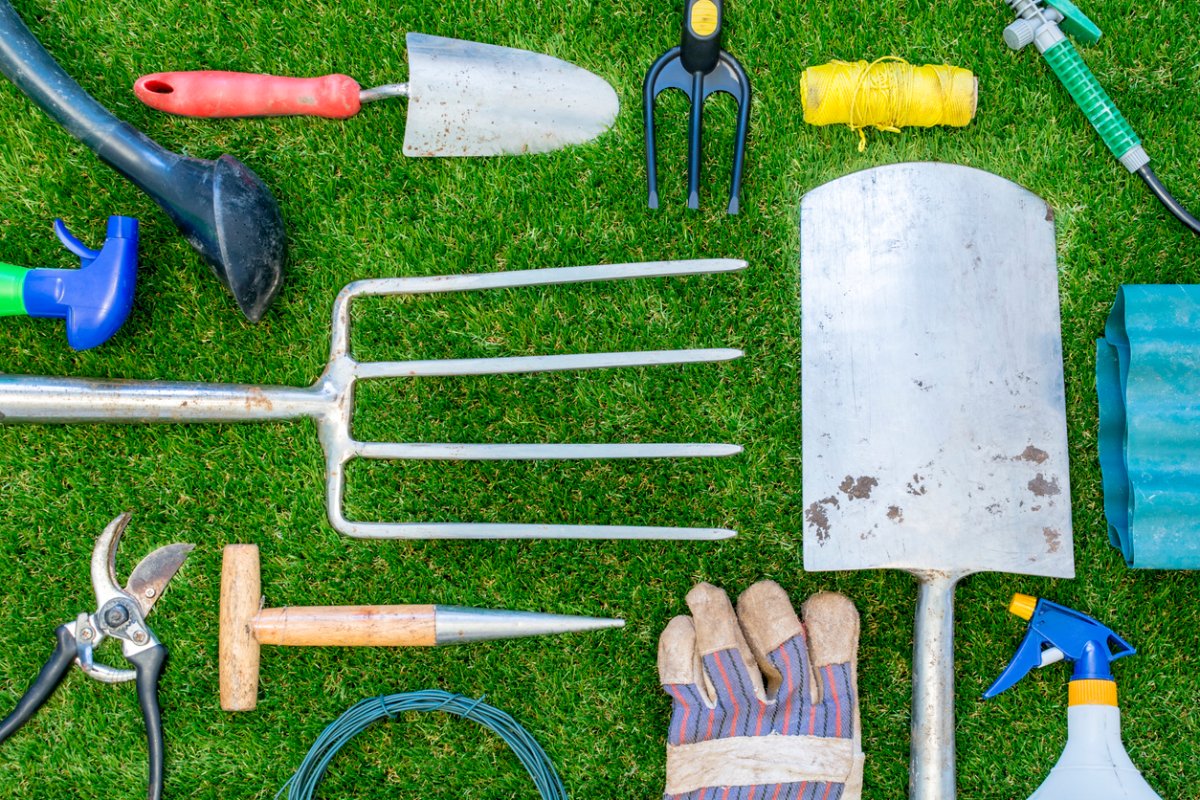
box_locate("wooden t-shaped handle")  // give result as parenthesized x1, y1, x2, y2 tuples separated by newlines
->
(218, 544, 438, 711)
(218, 544, 621, 712)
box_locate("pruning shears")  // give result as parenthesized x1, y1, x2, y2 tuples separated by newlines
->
(0, 513, 193, 800)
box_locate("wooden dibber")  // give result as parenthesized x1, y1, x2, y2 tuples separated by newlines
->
(219, 544, 623, 711)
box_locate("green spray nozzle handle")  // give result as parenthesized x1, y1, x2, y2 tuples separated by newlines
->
(1044, 0, 1102, 45)
(1003, 1, 1146, 171)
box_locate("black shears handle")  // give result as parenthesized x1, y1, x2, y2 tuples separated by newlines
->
(0, 625, 168, 800)
(0, 624, 77, 744)
(129, 645, 168, 800)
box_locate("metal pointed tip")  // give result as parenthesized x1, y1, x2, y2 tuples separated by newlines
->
(727, 196, 740, 215)
(435, 606, 625, 644)
(708, 259, 749, 274)
(648, 191, 659, 209)
(688, 192, 700, 210)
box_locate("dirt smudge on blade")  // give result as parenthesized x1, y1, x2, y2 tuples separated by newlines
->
(805, 496, 841, 545)
(1028, 473, 1061, 497)
(1016, 445, 1050, 464)
(839, 475, 879, 500)
(1043, 527, 1062, 553)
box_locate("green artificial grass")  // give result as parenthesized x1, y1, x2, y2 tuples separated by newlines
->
(0, 0, 1197, 797)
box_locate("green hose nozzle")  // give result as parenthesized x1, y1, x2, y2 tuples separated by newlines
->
(1003, 0, 1200, 234)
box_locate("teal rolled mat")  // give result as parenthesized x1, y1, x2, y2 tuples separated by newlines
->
(1097, 286, 1200, 568)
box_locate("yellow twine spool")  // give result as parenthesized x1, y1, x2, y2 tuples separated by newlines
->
(801, 58, 977, 151)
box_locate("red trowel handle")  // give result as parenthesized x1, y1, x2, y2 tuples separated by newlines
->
(133, 71, 362, 119)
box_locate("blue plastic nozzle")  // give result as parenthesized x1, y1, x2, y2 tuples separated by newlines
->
(0, 216, 138, 350)
(983, 594, 1135, 699)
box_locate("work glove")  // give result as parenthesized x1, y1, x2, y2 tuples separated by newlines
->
(659, 581, 863, 800)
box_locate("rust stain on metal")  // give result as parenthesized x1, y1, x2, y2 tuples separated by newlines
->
(906, 474, 927, 496)
(805, 503, 831, 544)
(886, 505, 903, 523)
(244, 388, 274, 412)
(804, 496, 840, 545)
(1028, 473, 1061, 497)
(1016, 445, 1050, 464)
(1043, 527, 1062, 553)
(839, 475, 878, 500)
(986, 503, 1001, 515)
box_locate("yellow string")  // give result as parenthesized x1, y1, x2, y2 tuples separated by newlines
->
(800, 58, 977, 151)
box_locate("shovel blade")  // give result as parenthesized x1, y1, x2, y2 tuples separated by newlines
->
(402, 33, 618, 157)
(800, 163, 1073, 580)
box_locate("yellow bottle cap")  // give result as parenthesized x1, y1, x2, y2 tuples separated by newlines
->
(1069, 679, 1118, 707)
(1009, 593, 1038, 621)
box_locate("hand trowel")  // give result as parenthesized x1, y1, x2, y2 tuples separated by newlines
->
(800, 163, 1074, 799)
(134, 33, 619, 157)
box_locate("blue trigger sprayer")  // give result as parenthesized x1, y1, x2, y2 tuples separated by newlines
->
(0, 216, 138, 350)
(984, 594, 1162, 800)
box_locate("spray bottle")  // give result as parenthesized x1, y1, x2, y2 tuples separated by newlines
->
(984, 594, 1162, 800)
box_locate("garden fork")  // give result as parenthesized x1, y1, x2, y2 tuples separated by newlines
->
(0, 259, 745, 539)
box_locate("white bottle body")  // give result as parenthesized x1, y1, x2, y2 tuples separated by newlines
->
(1029, 705, 1162, 800)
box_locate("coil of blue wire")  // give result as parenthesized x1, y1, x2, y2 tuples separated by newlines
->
(276, 689, 568, 799)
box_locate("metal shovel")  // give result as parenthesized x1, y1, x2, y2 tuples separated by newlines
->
(800, 163, 1074, 799)
(0, 259, 743, 540)
(134, 33, 619, 158)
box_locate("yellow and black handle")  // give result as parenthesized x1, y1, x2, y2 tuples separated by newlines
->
(680, 0, 724, 74)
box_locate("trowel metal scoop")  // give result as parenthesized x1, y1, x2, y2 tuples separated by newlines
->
(800, 163, 1074, 799)
(135, 33, 619, 157)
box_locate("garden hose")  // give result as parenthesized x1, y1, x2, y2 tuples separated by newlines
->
(1003, 0, 1200, 235)
(276, 690, 568, 800)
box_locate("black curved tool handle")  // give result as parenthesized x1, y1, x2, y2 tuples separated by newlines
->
(129, 642, 169, 800)
(0, 0, 287, 324)
(128, 645, 168, 800)
(679, 0, 724, 74)
(0, 625, 76, 744)
(0, 1, 190, 207)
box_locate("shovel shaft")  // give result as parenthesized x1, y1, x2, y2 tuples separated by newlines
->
(909, 572, 963, 800)
(134, 71, 363, 119)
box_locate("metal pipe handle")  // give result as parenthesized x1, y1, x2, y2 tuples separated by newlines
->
(0, 374, 324, 424)
(909, 571, 964, 800)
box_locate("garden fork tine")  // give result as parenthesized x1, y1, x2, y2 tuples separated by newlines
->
(0, 259, 745, 540)
(645, 0, 751, 214)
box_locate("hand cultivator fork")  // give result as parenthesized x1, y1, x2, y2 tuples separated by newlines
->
(645, 0, 751, 214)
(0, 259, 745, 540)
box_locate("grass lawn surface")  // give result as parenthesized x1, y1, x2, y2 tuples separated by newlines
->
(0, 0, 1197, 797)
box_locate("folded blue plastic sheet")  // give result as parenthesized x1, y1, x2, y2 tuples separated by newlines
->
(1097, 285, 1200, 569)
